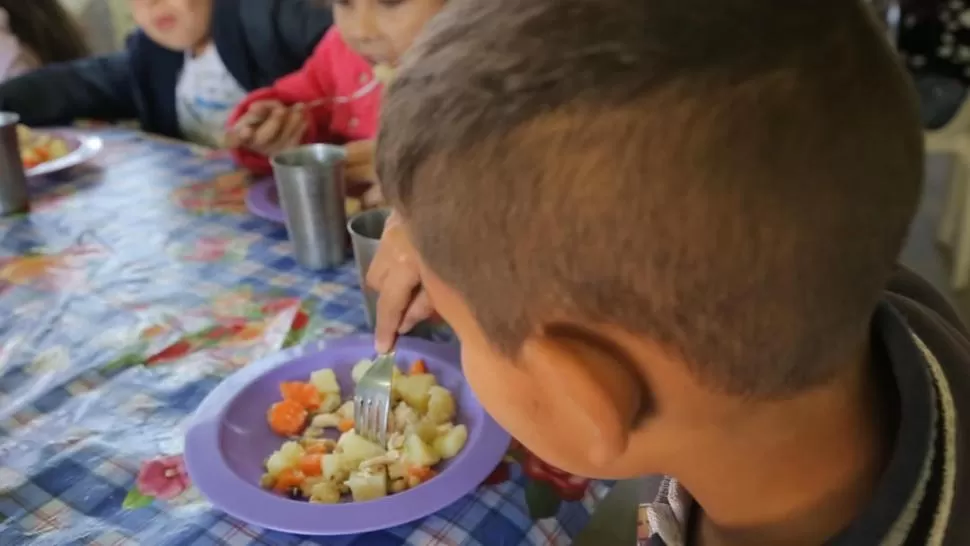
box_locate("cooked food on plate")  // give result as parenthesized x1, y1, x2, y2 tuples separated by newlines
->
(262, 358, 468, 503)
(18, 125, 70, 169)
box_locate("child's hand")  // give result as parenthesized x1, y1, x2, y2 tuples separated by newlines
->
(344, 140, 377, 183)
(366, 211, 436, 353)
(227, 100, 308, 157)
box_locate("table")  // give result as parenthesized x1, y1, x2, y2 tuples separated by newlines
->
(0, 129, 614, 545)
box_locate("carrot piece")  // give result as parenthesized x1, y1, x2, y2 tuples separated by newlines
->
(337, 418, 355, 433)
(273, 467, 305, 493)
(408, 359, 428, 375)
(298, 453, 324, 476)
(304, 442, 331, 455)
(280, 381, 322, 410)
(407, 466, 438, 481)
(267, 400, 308, 436)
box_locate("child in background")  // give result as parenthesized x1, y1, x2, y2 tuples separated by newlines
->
(0, 0, 332, 148)
(225, 0, 446, 199)
(0, 1, 89, 81)
(370, 0, 970, 544)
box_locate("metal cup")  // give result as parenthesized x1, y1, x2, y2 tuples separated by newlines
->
(348, 208, 391, 327)
(0, 112, 28, 216)
(271, 144, 348, 270)
(347, 208, 436, 339)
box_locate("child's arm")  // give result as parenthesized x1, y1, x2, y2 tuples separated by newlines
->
(227, 30, 339, 174)
(0, 52, 138, 126)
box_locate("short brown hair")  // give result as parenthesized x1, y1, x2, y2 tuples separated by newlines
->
(378, 0, 924, 397)
(1, 0, 89, 65)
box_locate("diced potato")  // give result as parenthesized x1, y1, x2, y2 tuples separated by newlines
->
(319, 392, 342, 413)
(310, 369, 341, 395)
(337, 431, 386, 467)
(336, 400, 355, 420)
(426, 386, 457, 425)
(346, 470, 388, 502)
(351, 359, 375, 383)
(403, 433, 441, 468)
(300, 476, 325, 497)
(311, 413, 342, 429)
(322, 453, 350, 483)
(387, 432, 406, 451)
(390, 478, 407, 493)
(266, 441, 305, 476)
(406, 419, 439, 444)
(393, 402, 420, 432)
(395, 374, 437, 413)
(309, 480, 342, 504)
(387, 460, 408, 481)
(433, 424, 468, 460)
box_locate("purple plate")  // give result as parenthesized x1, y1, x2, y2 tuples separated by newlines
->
(25, 131, 103, 177)
(245, 178, 285, 223)
(183, 336, 510, 536)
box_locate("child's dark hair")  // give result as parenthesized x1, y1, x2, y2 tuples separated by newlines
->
(1, 0, 90, 65)
(377, 0, 924, 398)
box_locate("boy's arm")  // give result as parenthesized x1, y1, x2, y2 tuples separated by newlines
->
(0, 53, 138, 126)
(228, 33, 338, 173)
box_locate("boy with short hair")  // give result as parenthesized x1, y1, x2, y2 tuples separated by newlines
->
(369, 0, 970, 544)
(0, 0, 331, 148)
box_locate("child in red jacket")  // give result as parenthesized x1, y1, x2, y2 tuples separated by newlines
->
(225, 0, 445, 194)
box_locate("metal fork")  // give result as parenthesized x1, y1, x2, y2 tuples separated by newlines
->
(353, 352, 395, 446)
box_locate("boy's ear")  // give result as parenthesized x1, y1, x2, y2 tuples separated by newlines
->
(520, 325, 644, 468)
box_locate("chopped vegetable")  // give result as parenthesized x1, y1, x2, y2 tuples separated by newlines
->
(299, 453, 324, 476)
(272, 468, 305, 493)
(261, 357, 467, 503)
(267, 400, 308, 436)
(310, 369, 340, 394)
(408, 359, 428, 375)
(280, 381, 322, 410)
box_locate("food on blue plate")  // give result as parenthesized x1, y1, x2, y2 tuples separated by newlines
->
(17, 125, 70, 169)
(261, 358, 468, 503)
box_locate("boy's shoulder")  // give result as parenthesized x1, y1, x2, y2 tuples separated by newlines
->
(640, 268, 970, 546)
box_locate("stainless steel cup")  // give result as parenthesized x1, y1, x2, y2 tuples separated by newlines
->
(348, 208, 391, 327)
(271, 144, 348, 270)
(0, 112, 28, 216)
(347, 208, 437, 339)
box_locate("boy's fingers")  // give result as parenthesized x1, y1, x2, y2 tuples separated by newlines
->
(373, 262, 423, 353)
(365, 223, 406, 291)
(398, 290, 434, 334)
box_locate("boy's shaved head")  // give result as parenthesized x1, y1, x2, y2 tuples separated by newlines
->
(377, 0, 923, 397)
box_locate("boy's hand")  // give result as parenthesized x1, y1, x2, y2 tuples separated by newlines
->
(344, 140, 377, 183)
(366, 211, 436, 353)
(227, 100, 307, 157)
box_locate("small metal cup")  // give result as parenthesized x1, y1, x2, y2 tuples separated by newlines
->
(348, 208, 391, 327)
(271, 144, 348, 270)
(0, 112, 28, 216)
(347, 208, 435, 339)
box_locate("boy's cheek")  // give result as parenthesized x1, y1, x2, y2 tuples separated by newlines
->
(460, 345, 590, 473)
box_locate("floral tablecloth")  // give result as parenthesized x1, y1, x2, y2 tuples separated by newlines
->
(0, 129, 613, 545)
